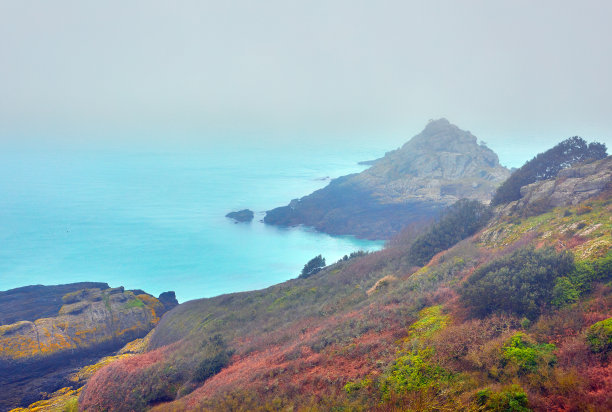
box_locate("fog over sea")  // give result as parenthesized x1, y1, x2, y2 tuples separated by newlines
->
(0, 142, 388, 302)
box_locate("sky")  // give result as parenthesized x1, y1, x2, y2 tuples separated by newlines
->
(1, 0, 611, 166)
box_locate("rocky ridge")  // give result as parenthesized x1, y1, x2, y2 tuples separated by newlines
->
(497, 156, 612, 217)
(0, 284, 176, 411)
(264, 119, 510, 239)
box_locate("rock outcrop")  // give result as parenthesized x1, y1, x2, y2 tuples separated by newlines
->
(0, 284, 176, 411)
(265, 119, 510, 239)
(226, 209, 255, 222)
(0, 282, 109, 325)
(497, 156, 612, 217)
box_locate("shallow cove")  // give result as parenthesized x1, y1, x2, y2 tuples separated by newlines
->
(0, 144, 384, 302)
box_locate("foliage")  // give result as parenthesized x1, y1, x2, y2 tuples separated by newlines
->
(380, 349, 453, 398)
(477, 385, 532, 411)
(460, 247, 575, 319)
(193, 334, 233, 382)
(551, 252, 612, 307)
(408, 199, 492, 266)
(586, 318, 612, 353)
(343, 378, 372, 395)
(501, 333, 556, 374)
(407, 305, 449, 340)
(124, 297, 145, 309)
(299, 254, 326, 278)
(491, 136, 607, 205)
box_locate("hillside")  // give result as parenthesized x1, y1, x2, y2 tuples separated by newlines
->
(264, 119, 510, 239)
(78, 154, 611, 411)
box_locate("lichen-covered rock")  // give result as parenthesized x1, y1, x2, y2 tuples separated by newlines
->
(0, 282, 109, 325)
(0, 288, 160, 361)
(0, 285, 176, 410)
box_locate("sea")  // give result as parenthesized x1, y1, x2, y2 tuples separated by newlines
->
(0, 142, 385, 302)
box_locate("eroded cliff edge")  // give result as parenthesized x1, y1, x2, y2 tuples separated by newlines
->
(0, 284, 177, 411)
(264, 119, 510, 239)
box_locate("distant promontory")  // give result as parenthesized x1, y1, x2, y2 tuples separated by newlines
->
(264, 119, 511, 239)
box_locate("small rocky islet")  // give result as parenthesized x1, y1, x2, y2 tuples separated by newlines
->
(225, 209, 254, 222)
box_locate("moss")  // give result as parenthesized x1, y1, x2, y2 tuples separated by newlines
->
(123, 298, 145, 310)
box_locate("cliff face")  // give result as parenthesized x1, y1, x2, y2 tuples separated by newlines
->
(0, 284, 175, 411)
(264, 119, 510, 239)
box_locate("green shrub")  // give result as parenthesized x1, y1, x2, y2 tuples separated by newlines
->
(479, 385, 531, 411)
(380, 349, 452, 398)
(501, 333, 556, 374)
(551, 277, 580, 307)
(193, 334, 233, 382)
(586, 318, 612, 353)
(408, 199, 492, 266)
(460, 247, 575, 319)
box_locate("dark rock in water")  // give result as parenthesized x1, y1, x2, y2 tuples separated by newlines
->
(226, 209, 254, 222)
(159, 291, 179, 310)
(0, 282, 109, 325)
(0, 282, 173, 410)
(264, 119, 510, 239)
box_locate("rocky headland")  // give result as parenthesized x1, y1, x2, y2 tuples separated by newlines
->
(264, 119, 511, 239)
(0, 283, 177, 411)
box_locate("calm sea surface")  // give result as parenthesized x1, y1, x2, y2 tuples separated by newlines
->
(0, 143, 384, 302)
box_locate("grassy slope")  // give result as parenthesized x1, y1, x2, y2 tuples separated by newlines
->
(80, 194, 612, 411)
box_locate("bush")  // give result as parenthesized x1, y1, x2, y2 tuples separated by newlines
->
(492, 137, 607, 206)
(193, 334, 233, 382)
(501, 333, 556, 375)
(460, 247, 575, 319)
(478, 385, 531, 411)
(380, 349, 452, 398)
(408, 199, 492, 266)
(586, 318, 612, 353)
(299, 255, 326, 278)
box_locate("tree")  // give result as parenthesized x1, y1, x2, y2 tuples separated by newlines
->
(300, 255, 326, 278)
(492, 137, 607, 205)
(408, 199, 492, 266)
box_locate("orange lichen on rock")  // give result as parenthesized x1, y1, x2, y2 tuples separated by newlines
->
(0, 287, 164, 361)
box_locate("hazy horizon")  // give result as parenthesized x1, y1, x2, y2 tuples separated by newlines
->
(1, 1, 611, 167)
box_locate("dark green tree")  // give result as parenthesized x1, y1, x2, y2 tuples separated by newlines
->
(492, 136, 607, 205)
(408, 199, 492, 266)
(460, 247, 575, 319)
(300, 255, 326, 278)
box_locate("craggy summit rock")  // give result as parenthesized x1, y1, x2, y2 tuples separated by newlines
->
(265, 119, 510, 239)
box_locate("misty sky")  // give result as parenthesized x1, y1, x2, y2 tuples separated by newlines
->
(1, 1, 611, 166)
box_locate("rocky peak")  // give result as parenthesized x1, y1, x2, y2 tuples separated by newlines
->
(361, 119, 510, 202)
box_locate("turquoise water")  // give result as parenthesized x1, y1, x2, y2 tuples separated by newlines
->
(0, 144, 384, 302)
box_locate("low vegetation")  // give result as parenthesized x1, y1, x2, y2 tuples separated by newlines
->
(77, 148, 611, 411)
